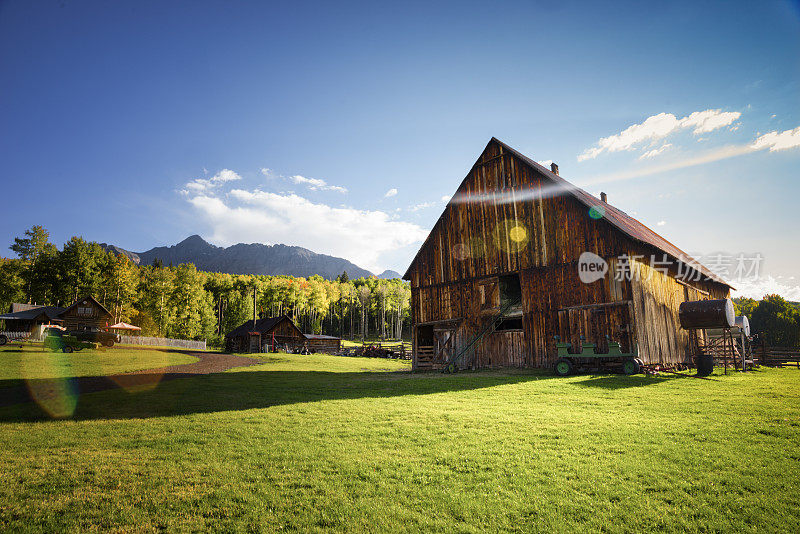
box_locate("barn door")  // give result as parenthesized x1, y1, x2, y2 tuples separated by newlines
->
(557, 303, 632, 353)
(434, 328, 455, 363)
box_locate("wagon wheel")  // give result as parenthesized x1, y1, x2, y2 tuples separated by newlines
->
(63, 346, 74, 354)
(0, 334, 7, 346)
(622, 357, 639, 375)
(554, 358, 573, 376)
(103, 339, 115, 347)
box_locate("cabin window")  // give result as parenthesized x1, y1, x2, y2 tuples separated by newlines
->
(77, 306, 93, 317)
(499, 274, 522, 306)
(496, 317, 523, 331)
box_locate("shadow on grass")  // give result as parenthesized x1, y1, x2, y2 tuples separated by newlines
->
(574, 372, 720, 389)
(0, 367, 568, 422)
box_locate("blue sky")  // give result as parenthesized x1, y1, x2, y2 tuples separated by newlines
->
(1, 1, 799, 296)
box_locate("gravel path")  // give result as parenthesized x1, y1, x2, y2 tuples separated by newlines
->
(0, 351, 261, 409)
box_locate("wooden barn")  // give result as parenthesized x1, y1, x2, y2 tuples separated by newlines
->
(403, 138, 731, 371)
(58, 296, 113, 331)
(225, 315, 306, 353)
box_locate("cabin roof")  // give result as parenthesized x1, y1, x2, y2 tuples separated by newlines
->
(403, 137, 731, 288)
(59, 296, 113, 318)
(226, 315, 297, 338)
(0, 305, 65, 321)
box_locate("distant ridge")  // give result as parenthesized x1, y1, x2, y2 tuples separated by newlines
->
(101, 235, 376, 280)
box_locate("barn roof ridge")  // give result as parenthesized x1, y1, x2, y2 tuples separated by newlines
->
(403, 137, 731, 288)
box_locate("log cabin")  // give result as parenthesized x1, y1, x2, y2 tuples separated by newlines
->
(225, 315, 306, 353)
(403, 138, 731, 371)
(58, 296, 114, 331)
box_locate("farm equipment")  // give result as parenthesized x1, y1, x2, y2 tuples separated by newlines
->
(43, 329, 97, 353)
(553, 335, 643, 376)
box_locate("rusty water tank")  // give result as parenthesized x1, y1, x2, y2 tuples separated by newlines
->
(679, 298, 736, 330)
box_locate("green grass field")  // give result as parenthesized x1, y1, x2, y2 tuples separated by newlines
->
(0, 349, 798, 532)
(0, 344, 198, 383)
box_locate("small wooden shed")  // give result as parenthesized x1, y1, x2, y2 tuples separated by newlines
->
(303, 334, 341, 354)
(225, 315, 305, 353)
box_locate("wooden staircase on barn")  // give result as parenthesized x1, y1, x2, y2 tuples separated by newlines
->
(441, 297, 520, 372)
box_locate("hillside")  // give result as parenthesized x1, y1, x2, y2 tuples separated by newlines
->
(101, 235, 376, 280)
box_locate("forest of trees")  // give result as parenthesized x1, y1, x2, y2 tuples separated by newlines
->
(0, 226, 411, 346)
(733, 295, 800, 348)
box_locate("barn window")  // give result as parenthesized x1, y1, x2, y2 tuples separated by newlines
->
(499, 274, 521, 306)
(496, 317, 523, 331)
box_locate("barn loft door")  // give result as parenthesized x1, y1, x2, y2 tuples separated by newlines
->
(557, 302, 633, 354)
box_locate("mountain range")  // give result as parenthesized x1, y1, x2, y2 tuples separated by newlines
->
(100, 235, 402, 280)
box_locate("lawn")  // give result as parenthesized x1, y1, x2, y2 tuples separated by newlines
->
(0, 352, 798, 532)
(0, 345, 198, 383)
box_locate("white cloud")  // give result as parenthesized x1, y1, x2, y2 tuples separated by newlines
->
(639, 144, 672, 160)
(656, 220, 666, 227)
(408, 201, 436, 212)
(537, 160, 554, 168)
(751, 126, 800, 152)
(441, 195, 450, 202)
(183, 169, 242, 193)
(681, 110, 741, 134)
(290, 175, 347, 193)
(186, 189, 427, 272)
(384, 188, 398, 198)
(730, 275, 800, 301)
(578, 109, 741, 161)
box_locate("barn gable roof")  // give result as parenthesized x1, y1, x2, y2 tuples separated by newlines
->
(403, 137, 731, 288)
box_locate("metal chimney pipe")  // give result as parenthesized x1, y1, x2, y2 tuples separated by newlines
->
(600, 192, 607, 203)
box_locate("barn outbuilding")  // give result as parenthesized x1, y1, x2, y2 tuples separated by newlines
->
(225, 315, 306, 353)
(304, 334, 341, 354)
(403, 138, 732, 371)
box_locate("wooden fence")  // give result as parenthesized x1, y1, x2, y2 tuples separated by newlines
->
(759, 346, 800, 368)
(119, 335, 206, 351)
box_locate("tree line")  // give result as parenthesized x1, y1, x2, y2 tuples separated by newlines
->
(0, 226, 412, 345)
(733, 295, 800, 348)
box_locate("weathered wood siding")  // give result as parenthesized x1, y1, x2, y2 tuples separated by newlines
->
(407, 139, 730, 370)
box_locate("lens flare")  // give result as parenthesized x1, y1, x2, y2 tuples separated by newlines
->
(494, 220, 529, 253)
(452, 243, 470, 261)
(469, 237, 486, 258)
(589, 205, 605, 219)
(509, 225, 528, 243)
(22, 351, 78, 419)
